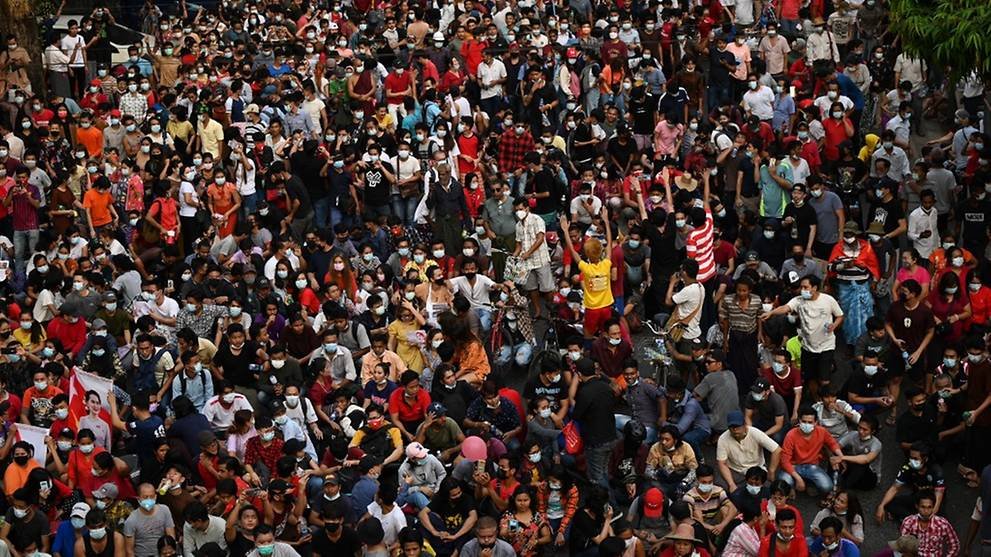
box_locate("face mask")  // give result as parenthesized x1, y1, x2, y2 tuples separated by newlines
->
(746, 484, 762, 495)
(185, 303, 198, 313)
(79, 442, 95, 454)
(799, 422, 815, 434)
(778, 533, 794, 542)
(258, 544, 275, 556)
(285, 395, 300, 407)
(89, 527, 107, 540)
(325, 343, 338, 353)
(763, 230, 775, 239)
(970, 353, 985, 363)
(34, 381, 48, 391)
(952, 256, 965, 267)
(908, 458, 923, 470)
(260, 431, 276, 442)
(697, 482, 713, 493)
(222, 393, 236, 404)
(229, 307, 242, 318)
(12, 508, 27, 518)
(800, 289, 813, 300)
(139, 499, 156, 511)
(608, 337, 622, 346)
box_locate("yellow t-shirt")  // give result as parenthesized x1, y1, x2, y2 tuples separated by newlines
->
(579, 259, 614, 310)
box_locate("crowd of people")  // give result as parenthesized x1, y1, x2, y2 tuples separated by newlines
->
(0, 0, 989, 555)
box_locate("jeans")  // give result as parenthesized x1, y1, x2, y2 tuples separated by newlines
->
(312, 197, 331, 230)
(682, 427, 710, 465)
(585, 439, 615, 489)
(13, 229, 38, 276)
(474, 307, 493, 332)
(479, 96, 503, 120)
(397, 484, 431, 509)
(496, 341, 534, 367)
(241, 192, 257, 216)
(365, 203, 392, 219)
(390, 194, 419, 225)
(778, 464, 833, 493)
(614, 414, 659, 444)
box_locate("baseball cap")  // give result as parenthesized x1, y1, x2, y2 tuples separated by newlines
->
(245, 104, 260, 114)
(406, 442, 428, 459)
(574, 357, 596, 377)
(71, 502, 91, 519)
(103, 291, 118, 303)
(643, 488, 664, 519)
(93, 483, 119, 500)
(427, 402, 447, 416)
(727, 410, 745, 428)
(751, 377, 771, 393)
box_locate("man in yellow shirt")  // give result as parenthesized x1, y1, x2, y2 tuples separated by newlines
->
(559, 207, 615, 339)
(197, 109, 225, 160)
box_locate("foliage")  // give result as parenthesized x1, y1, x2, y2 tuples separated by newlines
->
(887, 0, 991, 78)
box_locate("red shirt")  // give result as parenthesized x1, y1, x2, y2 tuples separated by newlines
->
(0, 392, 21, 423)
(822, 117, 853, 161)
(758, 533, 809, 557)
(244, 436, 285, 473)
(610, 243, 624, 298)
(46, 317, 87, 356)
(460, 39, 487, 75)
(456, 133, 480, 176)
(970, 286, 991, 326)
(761, 365, 803, 400)
(387, 389, 431, 423)
(69, 447, 105, 494)
(712, 239, 737, 271)
(384, 71, 413, 104)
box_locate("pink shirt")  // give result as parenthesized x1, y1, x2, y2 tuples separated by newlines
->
(653, 121, 685, 157)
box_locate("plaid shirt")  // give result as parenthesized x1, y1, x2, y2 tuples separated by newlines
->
(244, 436, 285, 473)
(515, 213, 550, 270)
(497, 129, 535, 174)
(900, 514, 959, 556)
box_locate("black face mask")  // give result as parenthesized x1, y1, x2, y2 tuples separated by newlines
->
(13, 455, 29, 466)
(793, 254, 805, 263)
(478, 541, 496, 549)
(325, 522, 341, 533)
(495, 469, 508, 479)
(464, 272, 476, 280)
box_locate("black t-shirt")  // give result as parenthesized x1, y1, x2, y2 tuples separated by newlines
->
(285, 176, 314, 218)
(362, 160, 395, 206)
(569, 510, 604, 554)
(528, 167, 558, 215)
(709, 49, 737, 85)
(657, 88, 689, 118)
(957, 197, 991, 251)
(738, 156, 758, 197)
(428, 494, 476, 534)
(214, 341, 260, 388)
(845, 367, 888, 399)
(834, 157, 868, 190)
(629, 93, 657, 135)
(573, 378, 617, 446)
(524, 376, 568, 411)
(311, 526, 362, 557)
(782, 201, 818, 248)
(431, 381, 476, 424)
(868, 196, 905, 235)
(744, 392, 787, 429)
(607, 137, 638, 171)
(895, 407, 939, 448)
(642, 213, 681, 280)
(291, 152, 328, 201)
(4, 508, 49, 552)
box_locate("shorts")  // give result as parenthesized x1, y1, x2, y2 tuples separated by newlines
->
(524, 265, 554, 292)
(801, 348, 835, 382)
(584, 305, 614, 337)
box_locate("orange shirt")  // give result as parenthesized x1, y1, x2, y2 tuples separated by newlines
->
(4, 460, 39, 495)
(75, 126, 104, 158)
(83, 188, 114, 227)
(455, 339, 491, 381)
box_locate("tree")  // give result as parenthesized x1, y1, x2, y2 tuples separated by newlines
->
(0, 0, 50, 95)
(888, 0, 991, 78)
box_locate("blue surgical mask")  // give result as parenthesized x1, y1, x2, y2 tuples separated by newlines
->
(798, 422, 815, 434)
(139, 498, 156, 511)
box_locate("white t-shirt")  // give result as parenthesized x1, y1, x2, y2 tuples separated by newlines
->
(367, 502, 408, 547)
(59, 34, 86, 67)
(179, 180, 199, 218)
(672, 282, 705, 340)
(478, 59, 507, 99)
(742, 86, 776, 121)
(785, 292, 843, 353)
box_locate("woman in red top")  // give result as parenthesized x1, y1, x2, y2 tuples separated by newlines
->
(66, 429, 103, 491)
(821, 102, 855, 162)
(146, 182, 180, 244)
(968, 270, 991, 332)
(323, 254, 358, 301)
(291, 271, 321, 315)
(928, 271, 972, 346)
(462, 173, 485, 218)
(438, 57, 467, 94)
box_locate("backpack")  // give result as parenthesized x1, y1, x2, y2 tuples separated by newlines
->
(178, 370, 208, 397)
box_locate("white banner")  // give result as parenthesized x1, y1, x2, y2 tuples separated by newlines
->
(16, 424, 49, 466)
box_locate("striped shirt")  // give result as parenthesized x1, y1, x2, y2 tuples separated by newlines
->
(900, 514, 959, 556)
(686, 209, 716, 282)
(723, 521, 761, 557)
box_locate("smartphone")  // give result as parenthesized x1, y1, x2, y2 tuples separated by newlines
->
(474, 461, 486, 475)
(167, 279, 174, 290)
(245, 488, 261, 497)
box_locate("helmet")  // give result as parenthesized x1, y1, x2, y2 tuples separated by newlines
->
(433, 31, 445, 42)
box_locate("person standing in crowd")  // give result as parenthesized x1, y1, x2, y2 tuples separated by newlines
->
(0, 3, 981, 556)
